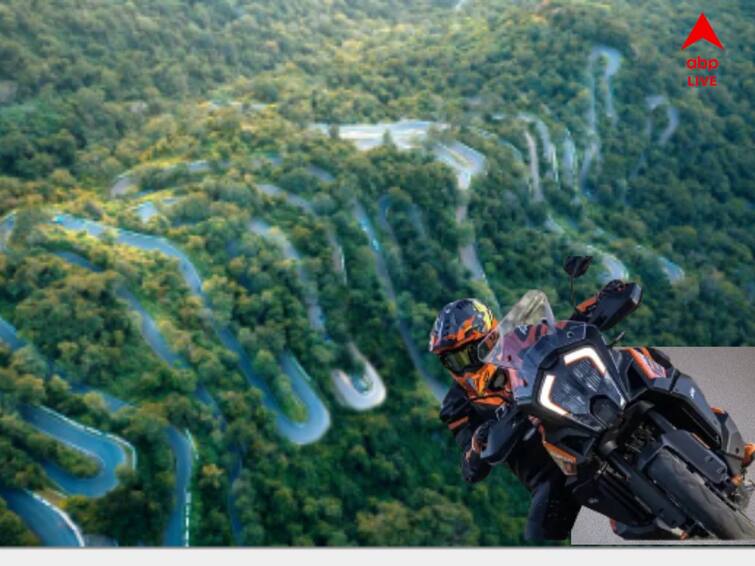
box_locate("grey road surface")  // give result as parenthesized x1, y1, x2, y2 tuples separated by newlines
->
(571, 347, 755, 545)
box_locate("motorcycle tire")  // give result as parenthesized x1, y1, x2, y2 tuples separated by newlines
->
(647, 449, 755, 540)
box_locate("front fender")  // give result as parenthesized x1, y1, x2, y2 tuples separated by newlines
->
(637, 428, 729, 486)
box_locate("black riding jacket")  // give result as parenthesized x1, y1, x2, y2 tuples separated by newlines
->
(440, 383, 556, 487)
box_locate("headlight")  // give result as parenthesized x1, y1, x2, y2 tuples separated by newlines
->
(539, 374, 570, 416)
(538, 346, 625, 421)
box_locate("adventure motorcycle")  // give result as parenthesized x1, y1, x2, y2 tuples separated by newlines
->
(476, 264, 755, 540)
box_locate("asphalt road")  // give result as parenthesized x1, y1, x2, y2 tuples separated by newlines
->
(20, 405, 128, 497)
(571, 347, 755, 545)
(0, 489, 83, 547)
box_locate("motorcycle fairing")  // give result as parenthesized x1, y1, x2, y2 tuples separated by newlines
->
(537, 340, 739, 531)
(491, 321, 586, 404)
(626, 347, 668, 380)
(621, 348, 676, 396)
(478, 290, 754, 537)
(670, 375, 722, 445)
(508, 322, 628, 432)
(622, 350, 724, 449)
(713, 410, 747, 474)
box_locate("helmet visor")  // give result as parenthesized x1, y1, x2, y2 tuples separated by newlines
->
(440, 342, 482, 374)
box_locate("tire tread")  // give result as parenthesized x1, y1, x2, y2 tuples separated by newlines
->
(647, 449, 755, 540)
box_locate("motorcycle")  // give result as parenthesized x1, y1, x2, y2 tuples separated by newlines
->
(476, 259, 755, 540)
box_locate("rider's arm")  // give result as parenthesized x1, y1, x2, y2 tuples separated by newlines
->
(440, 384, 493, 484)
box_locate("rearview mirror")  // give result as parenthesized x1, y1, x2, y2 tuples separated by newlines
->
(563, 256, 593, 279)
(564, 256, 593, 308)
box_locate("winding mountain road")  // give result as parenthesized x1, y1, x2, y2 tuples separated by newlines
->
(0, 309, 195, 546)
(0, 317, 137, 499)
(354, 201, 446, 402)
(53, 250, 195, 546)
(579, 45, 622, 196)
(313, 121, 495, 307)
(0, 317, 135, 545)
(255, 183, 346, 281)
(561, 128, 578, 192)
(19, 405, 133, 498)
(645, 95, 679, 147)
(249, 218, 386, 410)
(109, 160, 212, 199)
(50, 213, 330, 445)
(528, 46, 683, 286)
(0, 488, 84, 547)
(522, 130, 543, 202)
(0, 211, 15, 249)
(163, 427, 194, 547)
(518, 112, 558, 184)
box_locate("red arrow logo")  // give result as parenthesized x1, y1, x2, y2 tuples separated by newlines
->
(681, 12, 724, 50)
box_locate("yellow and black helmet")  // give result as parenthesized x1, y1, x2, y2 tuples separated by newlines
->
(429, 299, 497, 374)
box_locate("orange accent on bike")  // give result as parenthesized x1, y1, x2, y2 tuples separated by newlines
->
(448, 416, 469, 431)
(627, 347, 666, 380)
(731, 474, 744, 487)
(743, 443, 755, 467)
(576, 295, 597, 313)
(628, 348, 654, 378)
(542, 440, 578, 476)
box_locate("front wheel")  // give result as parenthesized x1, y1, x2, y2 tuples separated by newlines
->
(647, 449, 755, 540)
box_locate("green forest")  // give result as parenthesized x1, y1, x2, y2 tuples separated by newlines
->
(0, 0, 752, 547)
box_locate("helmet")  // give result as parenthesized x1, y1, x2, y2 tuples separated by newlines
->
(428, 298, 497, 375)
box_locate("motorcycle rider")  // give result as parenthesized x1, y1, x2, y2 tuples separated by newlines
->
(429, 286, 755, 542)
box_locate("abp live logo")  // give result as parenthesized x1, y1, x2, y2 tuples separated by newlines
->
(682, 12, 724, 88)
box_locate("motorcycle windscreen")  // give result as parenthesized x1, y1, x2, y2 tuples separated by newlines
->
(476, 289, 556, 372)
